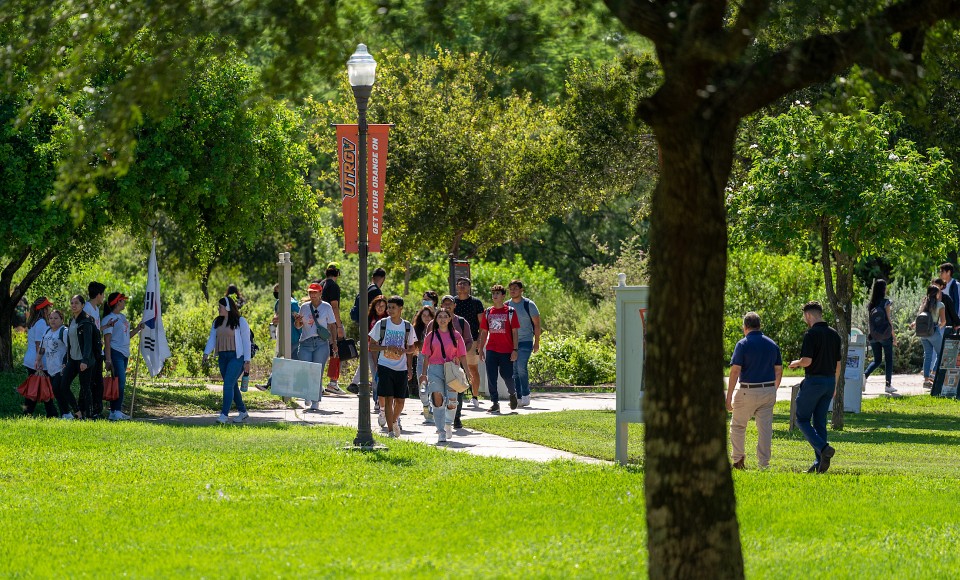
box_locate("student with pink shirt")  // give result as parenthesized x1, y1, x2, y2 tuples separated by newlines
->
(419, 309, 466, 444)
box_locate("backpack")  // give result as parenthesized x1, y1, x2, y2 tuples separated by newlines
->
(350, 284, 379, 324)
(915, 306, 936, 338)
(868, 301, 892, 341)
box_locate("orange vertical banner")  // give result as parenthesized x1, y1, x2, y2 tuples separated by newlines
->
(336, 124, 390, 254)
(367, 124, 390, 253)
(335, 124, 360, 253)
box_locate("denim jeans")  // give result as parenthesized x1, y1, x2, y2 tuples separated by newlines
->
(297, 336, 329, 403)
(109, 349, 128, 412)
(795, 376, 835, 464)
(920, 328, 943, 379)
(864, 338, 894, 386)
(485, 350, 516, 403)
(426, 364, 457, 432)
(218, 351, 247, 416)
(512, 340, 533, 398)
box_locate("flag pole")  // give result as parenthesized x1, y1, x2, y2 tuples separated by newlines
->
(128, 346, 143, 417)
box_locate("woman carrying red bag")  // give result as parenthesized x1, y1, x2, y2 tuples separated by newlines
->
(102, 292, 144, 421)
(21, 297, 57, 417)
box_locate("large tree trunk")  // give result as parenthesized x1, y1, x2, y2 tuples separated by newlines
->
(644, 116, 744, 578)
(0, 247, 57, 371)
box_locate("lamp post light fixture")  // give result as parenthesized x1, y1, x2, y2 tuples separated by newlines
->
(348, 44, 378, 449)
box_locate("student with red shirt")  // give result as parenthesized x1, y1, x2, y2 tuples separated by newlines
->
(478, 284, 520, 413)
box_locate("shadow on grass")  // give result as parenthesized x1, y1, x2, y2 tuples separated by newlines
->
(771, 410, 960, 446)
(360, 450, 413, 467)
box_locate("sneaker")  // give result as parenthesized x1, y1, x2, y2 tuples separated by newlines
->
(509, 393, 518, 410)
(388, 430, 397, 438)
(522, 395, 531, 407)
(923, 379, 934, 389)
(471, 397, 480, 409)
(107, 411, 119, 421)
(437, 431, 447, 444)
(487, 403, 500, 414)
(373, 403, 381, 414)
(445, 424, 453, 439)
(216, 414, 230, 424)
(806, 464, 818, 474)
(326, 383, 347, 395)
(396, 418, 402, 432)
(61, 413, 75, 420)
(233, 411, 249, 423)
(378, 411, 387, 428)
(884, 385, 897, 394)
(733, 458, 745, 470)
(308, 401, 321, 412)
(347, 383, 360, 394)
(817, 445, 836, 474)
(392, 423, 401, 437)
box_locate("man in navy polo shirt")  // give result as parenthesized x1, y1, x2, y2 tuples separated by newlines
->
(726, 312, 782, 470)
(789, 301, 842, 474)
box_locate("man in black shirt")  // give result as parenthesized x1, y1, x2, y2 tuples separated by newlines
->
(454, 277, 485, 408)
(789, 301, 842, 474)
(933, 278, 960, 334)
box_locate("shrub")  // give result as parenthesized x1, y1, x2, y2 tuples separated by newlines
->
(724, 250, 826, 362)
(529, 333, 616, 386)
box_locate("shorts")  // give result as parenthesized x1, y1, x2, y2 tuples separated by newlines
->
(377, 365, 408, 399)
(465, 350, 480, 366)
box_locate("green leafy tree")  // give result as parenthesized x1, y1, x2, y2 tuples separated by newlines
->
(599, 0, 960, 575)
(310, 49, 582, 271)
(106, 49, 315, 299)
(731, 103, 953, 427)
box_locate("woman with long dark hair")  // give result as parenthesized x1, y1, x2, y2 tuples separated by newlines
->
(864, 280, 897, 394)
(62, 294, 103, 419)
(203, 295, 252, 423)
(412, 305, 436, 423)
(419, 309, 466, 443)
(914, 285, 946, 387)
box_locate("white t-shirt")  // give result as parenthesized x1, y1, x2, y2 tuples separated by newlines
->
(24, 319, 49, 370)
(299, 301, 336, 341)
(102, 312, 131, 357)
(368, 318, 416, 371)
(83, 301, 101, 329)
(42, 326, 68, 376)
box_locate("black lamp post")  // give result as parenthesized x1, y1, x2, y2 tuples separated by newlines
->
(348, 44, 378, 449)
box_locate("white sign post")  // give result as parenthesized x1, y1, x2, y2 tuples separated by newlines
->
(615, 275, 648, 465)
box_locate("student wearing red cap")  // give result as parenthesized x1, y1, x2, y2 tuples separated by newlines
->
(294, 282, 338, 411)
(103, 292, 144, 421)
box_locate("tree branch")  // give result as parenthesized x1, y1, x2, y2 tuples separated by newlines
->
(10, 247, 58, 307)
(732, 0, 960, 117)
(0, 247, 32, 299)
(724, 0, 771, 57)
(820, 220, 839, 315)
(603, 0, 671, 46)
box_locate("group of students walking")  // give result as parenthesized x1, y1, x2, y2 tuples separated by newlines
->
(255, 268, 542, 444)
(20, 282, 142, 421)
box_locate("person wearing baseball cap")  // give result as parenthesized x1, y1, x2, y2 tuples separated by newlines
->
(294, 282, 338, 410)
(103, 292, 145, 421)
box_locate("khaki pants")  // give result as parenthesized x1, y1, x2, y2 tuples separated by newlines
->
(729, 386, 777, 468)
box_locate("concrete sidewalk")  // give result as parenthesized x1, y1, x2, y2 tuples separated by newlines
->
(146, 373, 936, 464)
(148, 391, 617, 464)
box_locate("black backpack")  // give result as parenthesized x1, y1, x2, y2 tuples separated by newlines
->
(915, 306, 936, 338)
(868, 301, 892, 341)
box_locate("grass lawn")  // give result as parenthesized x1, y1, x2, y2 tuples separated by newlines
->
(463, 396, 960, 577)
(4, 368, 960, 578)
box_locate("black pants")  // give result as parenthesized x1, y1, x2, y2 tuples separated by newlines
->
(63, 358, 100, 418)
(50, 372, 78, 416)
